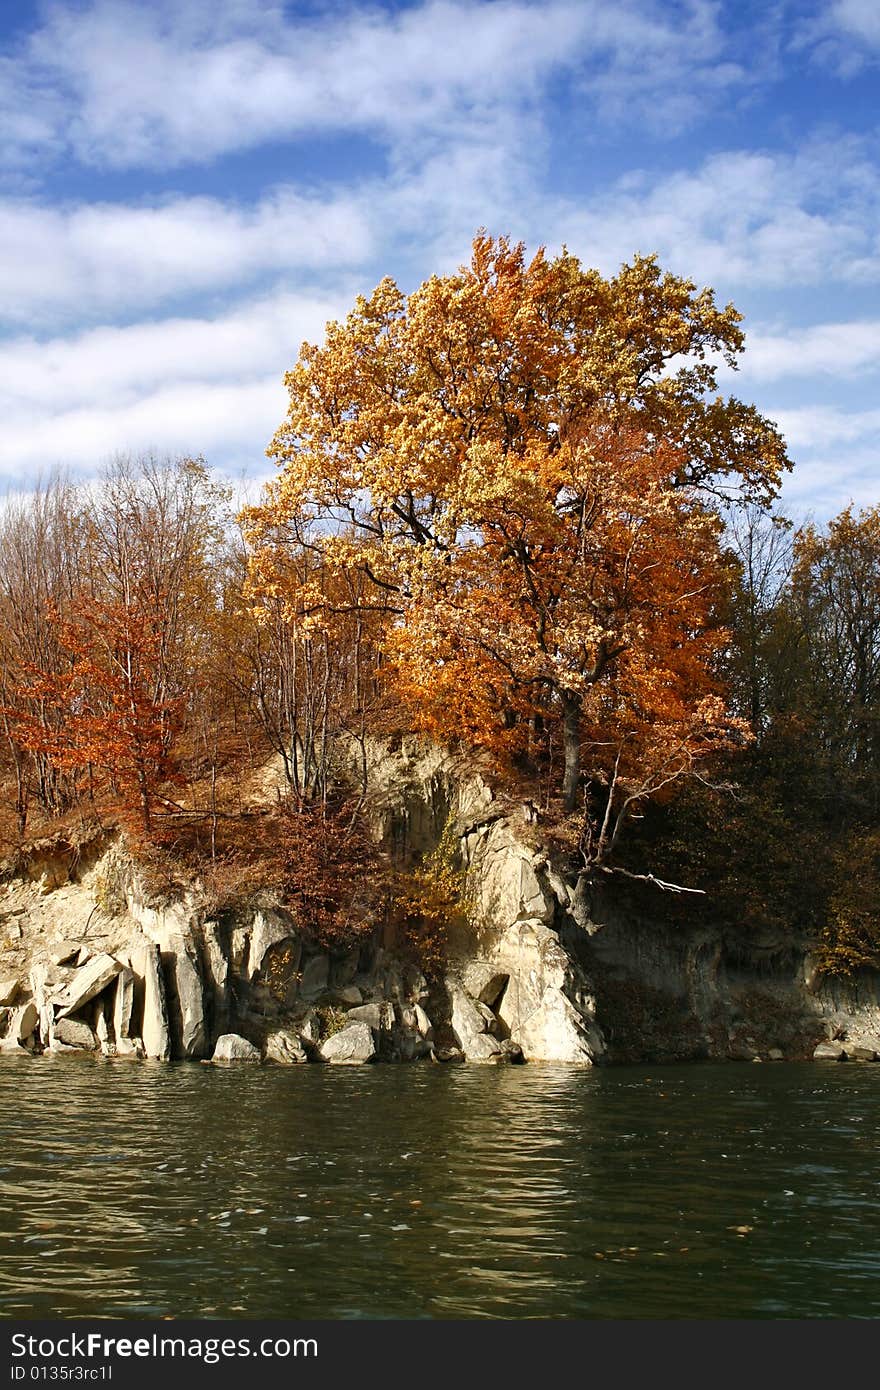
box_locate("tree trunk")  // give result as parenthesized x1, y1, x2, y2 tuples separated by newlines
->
(561, 693, 581, 812)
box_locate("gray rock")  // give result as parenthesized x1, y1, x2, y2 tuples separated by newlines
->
(201, 921, 230, 1011)
(493, 920, 599, 1064)
(331, 985, 363, 1007)
(460, 963, 509, 1008)
(300, 954, 330, 999)
(4, 1002, 39, 1046)
(29, 965, 54, 1045)
(849, 1044, 878, 1061)
(112, 968, 135, 1044)
(768, 1048, 785, 1061)
(53, 1017, 98, 1050)
(249, 910, 299, 980)
(0, 979, 19, 1006)
(435, 1046, 465, 1063)
(329, 947, 361, 990)
(54, 953, 122, 1018)
(814, 1041, 847, 1060)
(413, 1004, 433, 1038)
(346, 1003, 383, 1030)
(131, 941, 171, 1061)
(95, 1000, 111, 1053)
(50, 942, 81, 966)
(318, 1022, 376, 1064)
(448, 983, 502, 1061)
(212, 1033, 261, 1063)
(298, 1008, 321, 1043)
(265, 1029, 307, 1064)
(165, 945, 206, 1058)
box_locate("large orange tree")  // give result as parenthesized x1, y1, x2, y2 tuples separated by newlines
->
(246, 234, 788, 871)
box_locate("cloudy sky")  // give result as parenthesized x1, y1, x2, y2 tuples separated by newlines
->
(2, 0, 879, 519)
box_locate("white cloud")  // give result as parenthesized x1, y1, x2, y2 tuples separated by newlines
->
(0, 0, 748, 174)
(0, 374, 287, 482)
(0, 289, 356, 480)
(0, 189, 371, 327)
(795, 0, 880, 72)
(770, 403, 880, 452)
(546, 140, 880, 288)
(734, 321, 880, 380)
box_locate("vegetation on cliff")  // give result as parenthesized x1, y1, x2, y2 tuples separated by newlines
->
(1, 234, 878, 976)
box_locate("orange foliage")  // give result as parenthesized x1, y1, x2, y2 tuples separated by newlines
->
(246, 234, 782, 855)
(10, 595, 183, 837)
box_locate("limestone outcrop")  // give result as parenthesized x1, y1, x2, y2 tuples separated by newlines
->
(2, 739, 880, 1069)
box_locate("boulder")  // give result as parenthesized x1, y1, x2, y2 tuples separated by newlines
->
(0, 979, 19, 1006)
(212, 1033, 261, 1063)
(849, 1044, 878, 1061)
(265, 1029, 308, 1064)
(435, 1046, 465, 1063)
(318, 1022, 376, 1064)
(54, 953, 122, 1018)
(29, 965, 55, 1045)
(329, 948, 361, 990)
(813, 1041, 847, 1060)
(768, 1048, 785, 1061)
(472, 824, 555, 930)
(448, 982, 502, 1061)
(345, 1003, 384, 1030)
(53, 1017, 98, 1050)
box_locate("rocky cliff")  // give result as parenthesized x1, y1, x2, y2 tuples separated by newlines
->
(1, 738, 879, 1066)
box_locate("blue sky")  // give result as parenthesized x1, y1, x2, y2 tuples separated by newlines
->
(2, 0, 879, 520)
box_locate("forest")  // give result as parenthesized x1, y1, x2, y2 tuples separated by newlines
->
(1, 235, 878, 978)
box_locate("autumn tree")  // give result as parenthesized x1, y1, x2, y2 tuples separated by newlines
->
(4, 455, 231, 839)
(0, 473, 86, 830)
(13, 595, 183, 836)
(246, 234, 788, 878)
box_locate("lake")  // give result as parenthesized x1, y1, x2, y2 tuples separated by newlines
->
(2, 1056, 878, 1319)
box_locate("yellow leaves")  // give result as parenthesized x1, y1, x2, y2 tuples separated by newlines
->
(244, 231, 792, 810)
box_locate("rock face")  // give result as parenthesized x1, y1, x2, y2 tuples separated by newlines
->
(212, 1033, 261, 1063)
(493, 920, 600, 1064)
(7, 736, 880, 1071)
(54, 954, 122, 1018)
(318, 1022, 376, 1064)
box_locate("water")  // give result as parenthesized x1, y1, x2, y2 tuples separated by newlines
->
(1, 1056, 879, 1319)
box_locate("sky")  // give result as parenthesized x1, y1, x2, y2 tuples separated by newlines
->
(1, 0, 879, 521)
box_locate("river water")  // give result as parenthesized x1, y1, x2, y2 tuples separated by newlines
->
(2, 1056, 879, 1320)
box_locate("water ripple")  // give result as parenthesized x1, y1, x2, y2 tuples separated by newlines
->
(2, 1058, 880, 1317)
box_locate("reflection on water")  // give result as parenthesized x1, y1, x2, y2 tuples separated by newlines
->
(2, 1056, 880, 1319)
